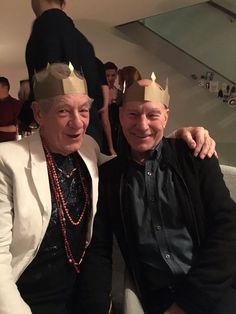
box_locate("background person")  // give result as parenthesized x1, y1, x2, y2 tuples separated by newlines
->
(104, 61, 123, 153)
(0, 76, 22, 142)
(17, 79, 35, 136)
(104, 61, 122, 106)
(118, 65, 142, 90)
(91, 57, 115, 155)
(22, 0, 104, 146)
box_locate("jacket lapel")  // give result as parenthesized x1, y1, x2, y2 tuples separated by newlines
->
(27, 131, 52, 220)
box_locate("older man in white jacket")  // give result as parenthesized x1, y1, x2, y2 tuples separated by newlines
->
(0, 63, 111, 314)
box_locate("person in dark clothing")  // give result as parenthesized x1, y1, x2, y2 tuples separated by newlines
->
(104, 61, 123, 153)
(0, 76, 22, 142)
(26, 0, 100, 102)
(17, 79, 36, 135)
(78, 76, 236, 314)
(22, 0, 103, 145)
(84, 57, 115, 153)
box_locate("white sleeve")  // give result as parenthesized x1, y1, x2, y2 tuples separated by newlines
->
(0, 158, 32, 314)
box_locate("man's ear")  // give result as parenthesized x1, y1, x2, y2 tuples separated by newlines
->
(162, 108, 170, 129)
(119, 106, 123, 122)
(31, 101, 43, 125)
(61, 0, 67, 10)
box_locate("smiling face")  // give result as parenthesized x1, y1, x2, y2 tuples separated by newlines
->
(105, 69, 117, 88)
(119, 100, 169, 162)
(32, 93, 90, 155)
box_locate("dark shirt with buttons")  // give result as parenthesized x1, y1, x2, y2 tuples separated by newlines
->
(124, 140, 194, 295)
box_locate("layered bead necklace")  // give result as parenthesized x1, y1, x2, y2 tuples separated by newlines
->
(44, 144, 90, 273)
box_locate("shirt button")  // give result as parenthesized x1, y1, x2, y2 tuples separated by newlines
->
(165, 253, 171, 259)
(156, 225, 162, 231)
(147, 171, 152, 176)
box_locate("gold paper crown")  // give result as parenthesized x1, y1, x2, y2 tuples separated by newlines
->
(33, 62, 88, 101)
(123, 72, 170, 107)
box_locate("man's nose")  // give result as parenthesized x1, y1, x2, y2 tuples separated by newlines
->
(137, 115, 149, 129)
(68, 113, 83, 128)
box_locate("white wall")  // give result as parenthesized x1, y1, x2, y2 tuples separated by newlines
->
(143, 3, 236, 82)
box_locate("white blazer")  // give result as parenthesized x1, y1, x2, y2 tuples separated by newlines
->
(0, 131, 110, 314)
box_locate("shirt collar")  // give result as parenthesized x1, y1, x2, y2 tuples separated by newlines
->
(128, 139, 164, 164)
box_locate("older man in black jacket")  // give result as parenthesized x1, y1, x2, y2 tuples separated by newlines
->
(78, 76, 236, 314)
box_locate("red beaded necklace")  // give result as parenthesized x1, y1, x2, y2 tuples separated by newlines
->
(44, 144, 90, 273)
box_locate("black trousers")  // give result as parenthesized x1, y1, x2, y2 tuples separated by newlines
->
(147, 287, 236, 314)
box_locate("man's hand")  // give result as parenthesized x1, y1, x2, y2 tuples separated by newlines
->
(109, 147, 117, 156)
(164, 302, 186, 314)
(170, 126, 217, 159)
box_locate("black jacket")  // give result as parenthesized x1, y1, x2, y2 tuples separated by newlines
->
(78, 138, 236, 314)
(25, 9, 101, 101)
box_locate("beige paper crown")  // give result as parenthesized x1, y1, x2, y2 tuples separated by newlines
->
(33, 62, 88, 101)
(123, 72, 170, 107)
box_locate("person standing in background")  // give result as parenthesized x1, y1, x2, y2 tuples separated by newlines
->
(95, 58, 116, 155)
(118, 65, 142, 90)
(104, 61, 123, 152)
(26, 0, 100, 102)
(0, 76, 22, 142)
(23, 0, 104, 146)
(104, 61, 122, 106)
(17, 79, 35, 136)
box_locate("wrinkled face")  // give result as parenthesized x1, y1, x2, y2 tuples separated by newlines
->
(105, 69, 117, 87)
(119, 100, 169, 160)
(32, 94, 90, 155)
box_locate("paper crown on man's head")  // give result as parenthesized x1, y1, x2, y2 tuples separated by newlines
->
(33, 62, 88, 101)
(123, 72, 170, 107)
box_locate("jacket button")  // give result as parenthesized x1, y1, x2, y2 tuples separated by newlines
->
(165, 253, 171, 259)
(156, 225, 161, 231)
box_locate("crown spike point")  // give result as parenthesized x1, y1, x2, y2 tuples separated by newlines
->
(151, 72, 156, 82)
(69, 62, 74, 72)
(123, 80, 126, 93)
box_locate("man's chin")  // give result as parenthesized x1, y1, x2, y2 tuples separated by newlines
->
(63, 142, 83, 154)
(130, 143, 153, 153)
